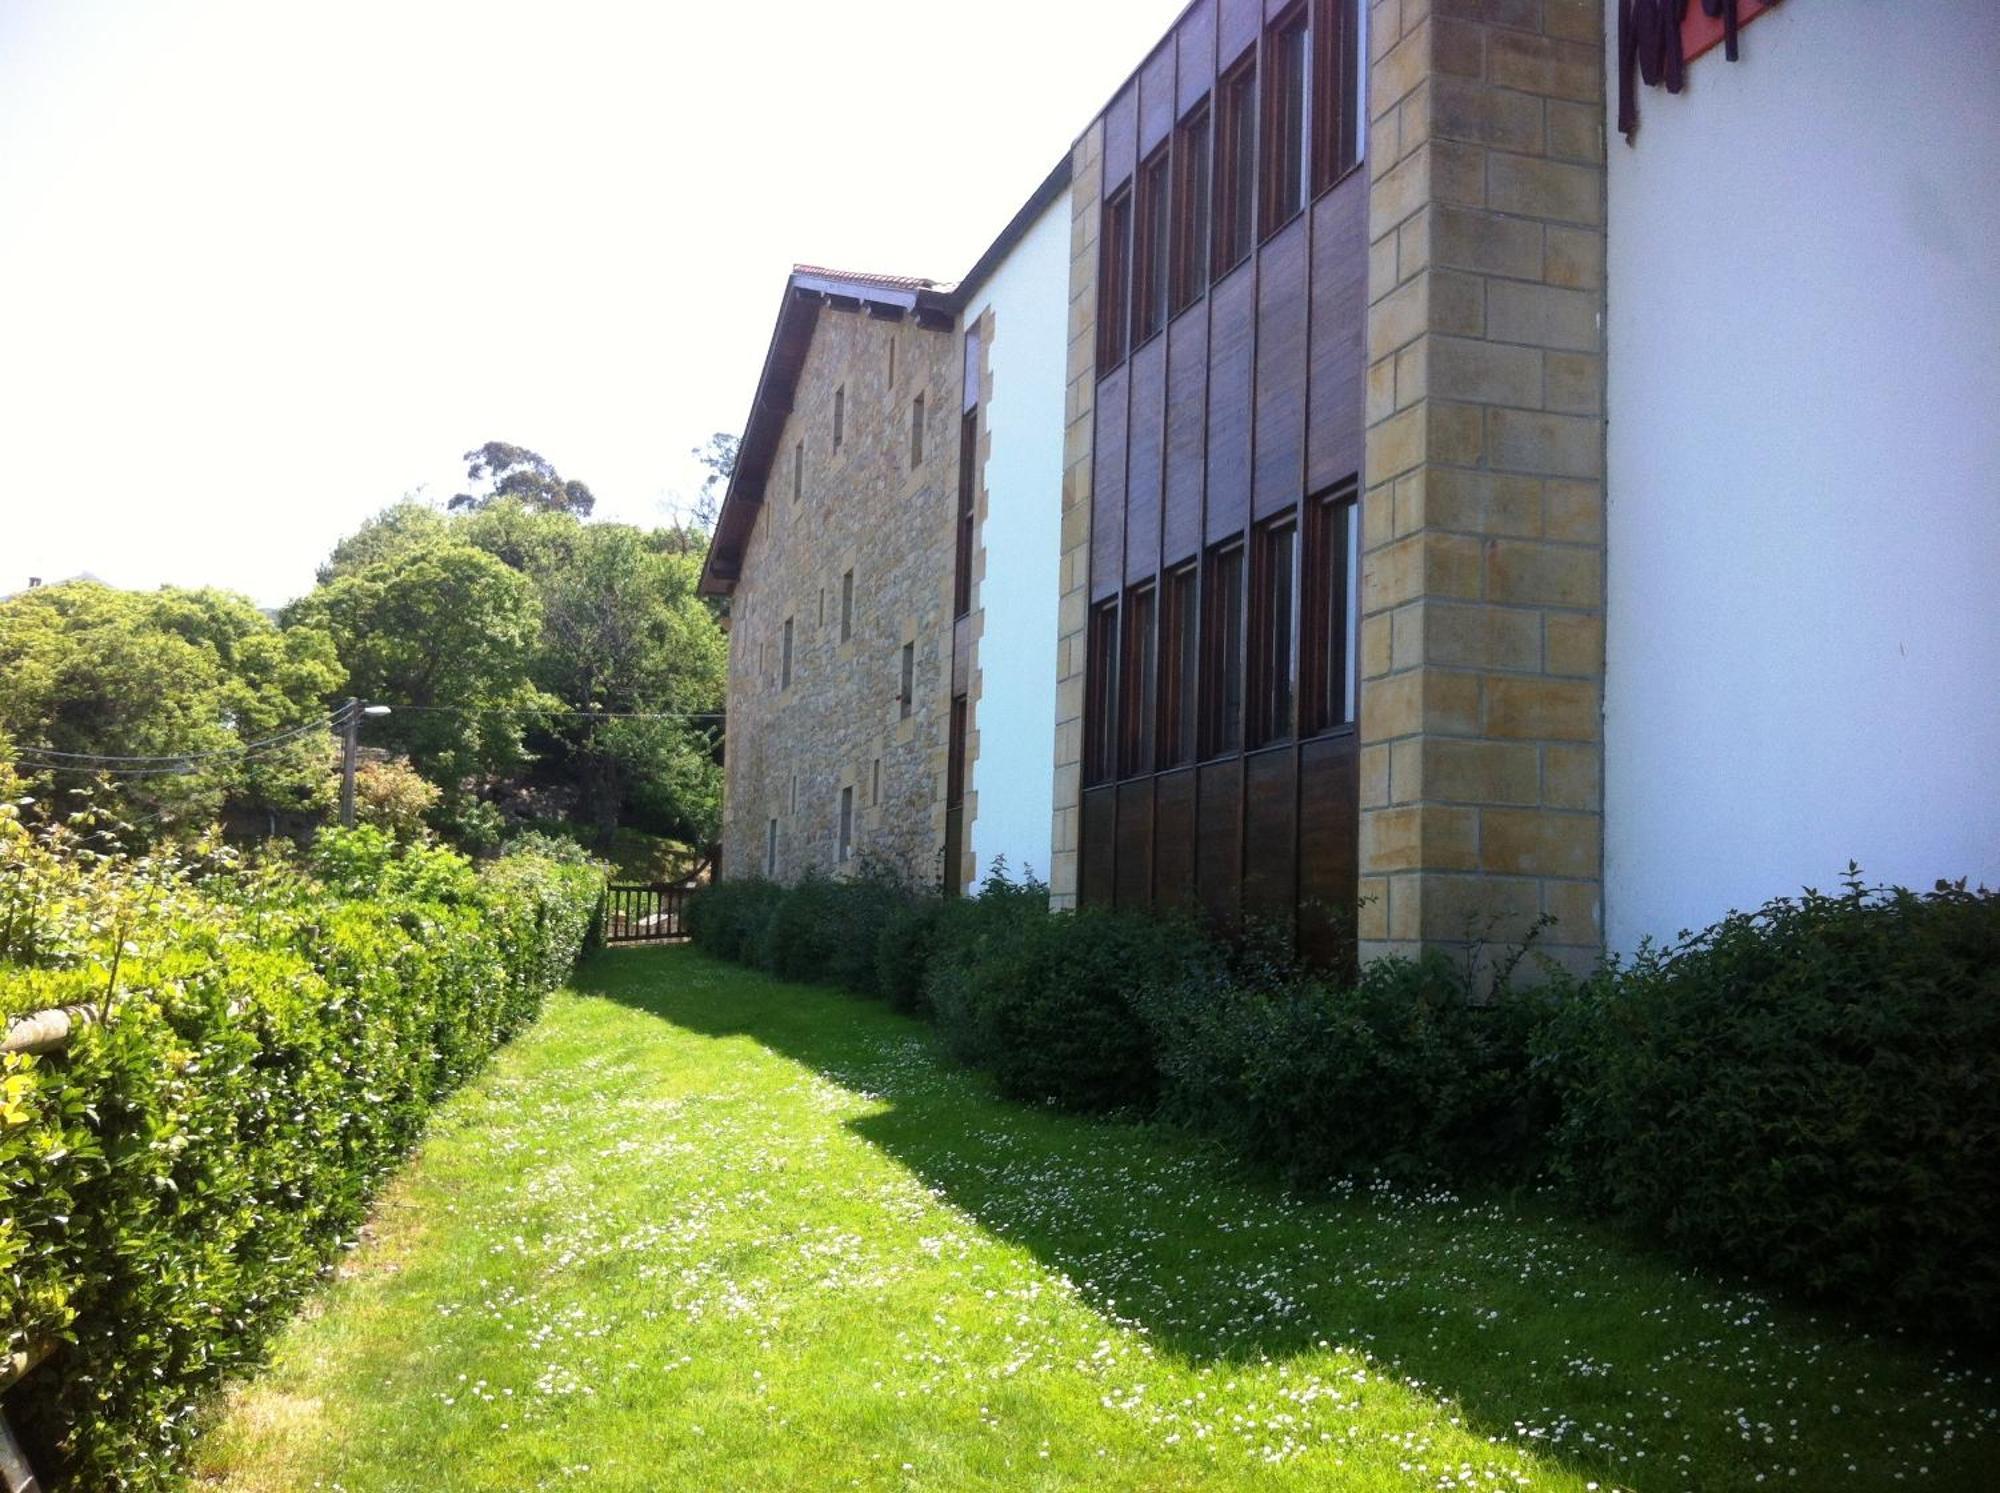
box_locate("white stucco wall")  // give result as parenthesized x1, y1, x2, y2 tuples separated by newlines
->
(1603, 1, 2000, 951)
(961, 191, 1071, 887)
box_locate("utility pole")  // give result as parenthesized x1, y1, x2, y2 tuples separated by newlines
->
(339, 697, 360, 829)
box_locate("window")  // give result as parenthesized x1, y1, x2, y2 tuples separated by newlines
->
(1084, 600, 1120, 785)
(944, 695, 969, 898)
(888, 334, 897, 387)
(793, 440, 804, 502)
(954, 409, 977, 617)
(1312, 0, 1363, 194)
(1263, 5, 1310, 235)
(911, 393, 926, 466)
(1213, 55, 1257, 276)
(840, 569, 855, 642)
(1201, 541, 1245, 757)
(1098, 183, 1133, 370)
(1170, 102, 1212, 314)
(899, 641, 915, 719)
(1119, 582, 1157, 776)
(838, 786, 854, 863)
(833, 386, 845, 450)
(1302, 486, 1359, 734)
(1133, 146, 1171, 344)
(765, 817, 778, 877)
(789, 772, 798, 813)
(872, 757, 881, 806)
(946, 696, 969, 808)
(1157, 562, 1199, 768)
(781, 617, 794, 690)
(817, 588, 825, 628)
(1250, 513, 1299, 747)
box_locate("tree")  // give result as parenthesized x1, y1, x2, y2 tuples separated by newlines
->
(317, 499, 449, 584)
(689, 431, 738, 534)
(449, 442, 596, 516)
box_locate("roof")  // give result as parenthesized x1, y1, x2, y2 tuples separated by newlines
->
(698, 156, 1073, 599)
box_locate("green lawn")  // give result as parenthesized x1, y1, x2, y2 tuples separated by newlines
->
(195, 947, 1999, 1492)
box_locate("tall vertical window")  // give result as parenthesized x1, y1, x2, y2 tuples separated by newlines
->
(833, 386, 845, 450)
(838, 786, 854, 863)
(1119, 583, 1158, 776)
(818, 588, 825, 628)
(793, 440, 804, 502)
(1170, 102, 1211, 314)
(1213, 55, 1257, 276)
(781, 617, 794, 690)
(954, 409, 977, 617)
(1201, 541, 1245, 757)
(943, 694, 969, 897)
(765, 817, 778, 877)
(1133, 146, 1171, 344)
(1263, 5, 1310, 235)
(872, 757, 881, 806)
(910, 393, 926, 466)
(1302, 486, 1360, 733)
(840, 569, 855, 642)
(1312, 0, 1362, 193)
(789, 772, 798, 813)
(1157, 562, 1199, 768)
(888, 334, 897, 387)
(1084, 600, 1120, 785)
(1098, 183, 1133, 370)
(898, 641, 915, 719)
(1250, 513, 1299, 746)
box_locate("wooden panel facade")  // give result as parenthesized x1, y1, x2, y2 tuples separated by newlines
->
(1079, 0, 1366, 965)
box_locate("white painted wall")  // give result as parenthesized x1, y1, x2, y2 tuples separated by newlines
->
(960, 191, 1071, 888)
(1603, 1, 2000, 951)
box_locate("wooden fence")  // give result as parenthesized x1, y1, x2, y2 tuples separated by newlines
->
(602, 882, 693, 944)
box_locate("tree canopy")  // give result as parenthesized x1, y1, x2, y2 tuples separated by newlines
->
(449, 442, 596, 516)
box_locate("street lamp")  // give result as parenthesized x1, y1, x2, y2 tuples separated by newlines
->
(338, 699, 394, 829)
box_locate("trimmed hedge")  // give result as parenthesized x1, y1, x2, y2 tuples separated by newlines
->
(0, 820, 601, 1489)
(690, 864, 2000, 1341)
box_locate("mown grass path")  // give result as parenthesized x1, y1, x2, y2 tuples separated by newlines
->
(196, 947, 1999, 1491)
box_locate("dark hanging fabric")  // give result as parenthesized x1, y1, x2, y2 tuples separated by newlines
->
(1703, 0, 1742, 61)
(1619, 0, 1688, 140)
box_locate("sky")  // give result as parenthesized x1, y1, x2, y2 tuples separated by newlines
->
(0, 0, 1188, 607)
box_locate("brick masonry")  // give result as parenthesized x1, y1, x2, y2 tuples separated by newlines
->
(1358, 0, 1608, 973)
(1048, 121, 1104, 911)
(721, 306, 962, 887)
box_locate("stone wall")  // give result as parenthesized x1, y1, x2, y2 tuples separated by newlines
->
(1357, 0, 1608, 973)
(721, 305, 961, 887)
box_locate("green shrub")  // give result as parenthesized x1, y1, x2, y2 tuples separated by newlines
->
(1537, 870, 2000, 1339)
(748, 870, 914, 992)
(0, 814, 600, 1489)
(684, 876, 784, 963)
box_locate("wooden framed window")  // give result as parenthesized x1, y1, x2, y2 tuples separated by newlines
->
(1133, 145, 1171, 345)
(1170, 102, 1211, 315)
(1119, 582, 1158, 777)
(1312, 0, 1362, 193)
(1263, 5, 1310, 236)
(1084, 599, 1120, 785)
(838, 785, 854, 863)
(910, 393, 926, 467)
(1249, 511, 1299, 747)
(832, 386, 845, 450)
(1302, 485, 1359, 734)
(954, 408, 977, 617)
(1098, 183, 1133, 370)
(943, 694, 969, 897)
(898, 641, 914, 719)
(840, 569, 855, 642)
(1213, 54, 1257, 277)
(1201, 541, 1245, 757)
(1157, 562, 1199, 768)
(793, 440, 804, 502)
(781, 617, 794, 690)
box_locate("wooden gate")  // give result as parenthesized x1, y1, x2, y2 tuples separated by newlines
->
(603, 882, 693, 944)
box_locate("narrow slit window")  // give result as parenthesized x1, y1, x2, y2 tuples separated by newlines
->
(1264, 5, 1310, 235)
(781, 617, 794, 690)
(1171, 102, 1211, 314)
(1213, 56, 1257, 277)
(1085, 600, 1120, 785)
(1202, 541, 1246, 757)
(1250, 513, 1299, 747)
(1134, 146, 1171, 344)
(793, 440, 804, 502)
(833, 386, 845, 450)
(954, 408, 977, 617)
(899, 641, 915, 719)
(838, 786, 854, 863)
(840, 569, 855, 642)
(1098, 183, 1133, 370)
(1120, 582, 1158, 776)
(910, 392, 926, 467)
(872, 757, 882, 806)
(1158, 562, 1199, 768)
(888, 334, 897, 387)
(765, 817, 778, 877)
(1302, 486, 1359, 734)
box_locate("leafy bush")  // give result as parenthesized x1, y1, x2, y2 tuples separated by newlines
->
(1536, 870, 2000, 1338)
(0, 811, 600, 1489)
(684, 876, 785, 963)
(349, 754, 442, 842)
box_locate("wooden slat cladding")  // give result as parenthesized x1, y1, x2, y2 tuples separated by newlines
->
(1115, 780, 1156, 909)
(1176, 0, 1216, 114)
(1205, 264, 1255, 544)
(1307, 173, 1367, 492)
(1153, 768, 1198, 909)
(1125, 338, 1165, 578)
(1164, 314, 1207, 564)
(1092, 364, 1128, 600)
(1104, 86, 1138, 193)
(1298, 732, 1359, 965)
(1243, 746, 1298, 925)
(1253, 215, 1309, 518)
(1218, 0, 1261, 63)
(1196, 759, 1244, 928)
(1139, 42, 1177, 155)
(1081, 786, 1118, 906)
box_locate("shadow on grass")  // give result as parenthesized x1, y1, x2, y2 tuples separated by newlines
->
(580, 945, 1999, 1493)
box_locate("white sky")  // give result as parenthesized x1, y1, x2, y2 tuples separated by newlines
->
(1, 0, 1187, 606)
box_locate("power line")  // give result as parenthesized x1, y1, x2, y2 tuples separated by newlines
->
(9, 708, 350, 767)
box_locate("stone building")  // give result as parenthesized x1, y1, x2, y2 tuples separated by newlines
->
(704, 0, 2000, 965)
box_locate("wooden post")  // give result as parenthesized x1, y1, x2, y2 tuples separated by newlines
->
(338, 697, 360, 830)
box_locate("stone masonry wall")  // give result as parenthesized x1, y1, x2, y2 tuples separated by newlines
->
(1357, 0, 1608, 973)
(722, 306, 961, 887)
